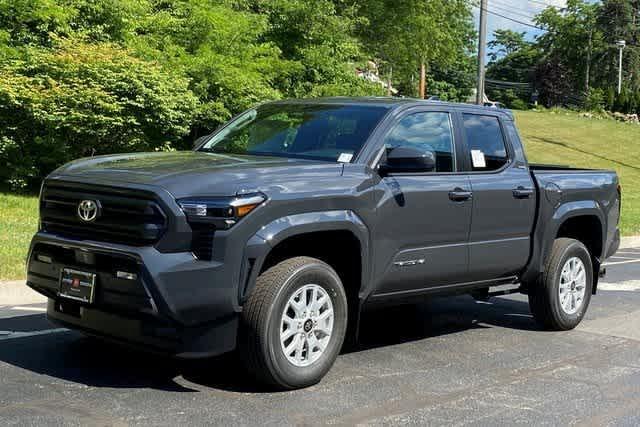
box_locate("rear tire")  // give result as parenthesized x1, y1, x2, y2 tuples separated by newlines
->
(528, 238, 593, 330)
(240, 256, 348, 390)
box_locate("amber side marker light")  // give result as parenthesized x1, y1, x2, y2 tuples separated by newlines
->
(236, 203, 261, 218)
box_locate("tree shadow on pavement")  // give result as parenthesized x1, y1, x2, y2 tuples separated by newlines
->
(0, 294, 537, 394)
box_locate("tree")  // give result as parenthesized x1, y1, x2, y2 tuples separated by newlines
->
(244, 0, 380, 98)
(596, 0, 640, 92)
(487, 38, 540, 83)
(488, 29, 528, 62)
(0, 0, 387, 189)
(355, 0, 475, 98)
(535, 0, 603, 95)
(535, 54, 573, 107)
(486, 30, 541, 108)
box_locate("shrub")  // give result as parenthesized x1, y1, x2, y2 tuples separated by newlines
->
(585, 88, 605, 112)
(606, 87, 616, 111)
(0, 41, 198, 189)
(510, 98, 529, 110)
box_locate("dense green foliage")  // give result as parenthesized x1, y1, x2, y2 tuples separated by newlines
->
(5, 0, 638, 190)
(487, 0, 640, 112)
(0, 41, 198, 188)
(354, 0, 475, 100)
(0, 0, 478, 190)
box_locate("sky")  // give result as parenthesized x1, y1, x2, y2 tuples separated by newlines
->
(474, 0, 568, 44)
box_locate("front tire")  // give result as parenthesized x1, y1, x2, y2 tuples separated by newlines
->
(528, 238, 593, 330)
(240, 256, 348, 390)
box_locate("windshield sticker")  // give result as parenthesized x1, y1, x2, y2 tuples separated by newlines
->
(471, 150, 486, 168)
(338, 153, 354, 163)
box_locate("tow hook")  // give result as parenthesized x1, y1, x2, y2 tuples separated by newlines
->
(599, 267, 607, 278)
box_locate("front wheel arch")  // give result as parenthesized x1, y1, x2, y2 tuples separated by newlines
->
(240, 211, 370, 336)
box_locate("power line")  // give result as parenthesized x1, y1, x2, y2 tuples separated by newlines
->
(487, 3, 538, 21)
(487, 0, 548, 15)
(472, 5, 548, 32)
(526, 0, 562, 8)
(486, 8, 547, 31)
(486, 78, 532, 86)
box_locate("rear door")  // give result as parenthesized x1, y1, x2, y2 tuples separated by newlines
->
(373, 108, 473, 296)
(460, 113, 536, 280)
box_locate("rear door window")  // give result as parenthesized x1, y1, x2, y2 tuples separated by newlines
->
(462, 114, 509, 171)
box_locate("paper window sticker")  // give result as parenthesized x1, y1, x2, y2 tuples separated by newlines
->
(471, 150, 486, 168)
(338, 153, 354, 163)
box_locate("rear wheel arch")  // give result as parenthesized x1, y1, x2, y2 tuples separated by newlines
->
(522, 206, 605, 292)
(555, 214, 603, 260)
(534, 209, 605, 294)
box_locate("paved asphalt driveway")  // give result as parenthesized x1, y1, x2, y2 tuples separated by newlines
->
(2, 248, 640, 426)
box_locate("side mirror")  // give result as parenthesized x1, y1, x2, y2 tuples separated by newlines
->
(380, 146, 436, 174)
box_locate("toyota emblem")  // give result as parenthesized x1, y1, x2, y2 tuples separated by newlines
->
(77, 200, 100, 222)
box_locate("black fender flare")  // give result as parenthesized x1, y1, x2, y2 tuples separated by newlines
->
(522, 200, 606, 285)
(239, 210, 371, 303)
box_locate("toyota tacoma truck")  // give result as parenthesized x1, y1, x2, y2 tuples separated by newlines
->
(26, 98, 621, 389)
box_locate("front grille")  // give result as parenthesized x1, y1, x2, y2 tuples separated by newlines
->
(41, 182, 167, 246)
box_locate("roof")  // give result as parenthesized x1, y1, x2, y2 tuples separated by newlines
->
(268, 97, 514, 119)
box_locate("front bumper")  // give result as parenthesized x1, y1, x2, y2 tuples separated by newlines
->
(26, 232, 240, 358)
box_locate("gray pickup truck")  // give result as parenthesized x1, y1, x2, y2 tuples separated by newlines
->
(27, 97, 620, 389)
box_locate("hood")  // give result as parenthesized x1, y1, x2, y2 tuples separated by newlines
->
(51, 151, 344, 198)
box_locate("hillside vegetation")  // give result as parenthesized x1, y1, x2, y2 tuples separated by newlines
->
(516, 110, 639, 236)
(1, 110, 638, 280)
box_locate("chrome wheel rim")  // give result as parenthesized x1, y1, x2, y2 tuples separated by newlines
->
(558, 257, 587, 315)
(280, 284, 334, 367)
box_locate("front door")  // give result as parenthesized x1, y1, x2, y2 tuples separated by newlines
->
(373, 110, 473, 296)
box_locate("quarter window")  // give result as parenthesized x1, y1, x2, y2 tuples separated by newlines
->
(462, 114, 508, 171)
(384, 112, 455, 173)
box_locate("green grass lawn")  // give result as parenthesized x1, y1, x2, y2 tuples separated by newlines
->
(1, 109, 639, 280)
(0, 193, 38, 280)
(515, 110, 640, 236)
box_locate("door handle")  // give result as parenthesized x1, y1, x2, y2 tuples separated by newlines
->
(513, 187, 534, 199)
(449, 188, 473, 202)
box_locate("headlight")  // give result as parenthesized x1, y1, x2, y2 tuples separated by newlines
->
(178, 193, 266, 228)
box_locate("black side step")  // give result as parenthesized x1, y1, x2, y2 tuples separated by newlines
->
(471, 284, 523, 302)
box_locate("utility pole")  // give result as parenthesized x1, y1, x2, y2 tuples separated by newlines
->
(585, 29, 592, 93)
(617, 40, 626, 95)
(476, 0, 488, 105)
(419, 62, 426, 99)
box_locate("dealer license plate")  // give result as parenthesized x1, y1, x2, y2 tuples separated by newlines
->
(59, 268, 96, 304)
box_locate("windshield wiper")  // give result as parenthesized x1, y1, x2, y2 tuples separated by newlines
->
(199, 150, 250, 163)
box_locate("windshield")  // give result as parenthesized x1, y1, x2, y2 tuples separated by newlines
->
(198, 103, 388, 162)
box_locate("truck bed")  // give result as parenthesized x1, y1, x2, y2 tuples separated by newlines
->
(521, 165, 620, 285)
